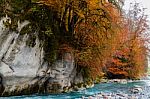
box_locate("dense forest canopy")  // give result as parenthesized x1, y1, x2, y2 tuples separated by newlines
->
(0, 0, 149, 80)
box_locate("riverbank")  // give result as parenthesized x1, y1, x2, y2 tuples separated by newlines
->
(1, 76, 150, 99)
(84, 86, 150, 99)
(83, 78, 150, 99)
(84, 91, 149, 99)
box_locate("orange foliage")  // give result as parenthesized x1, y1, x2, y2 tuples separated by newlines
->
(106, 3, 149, 79)
(37, 0, 148, 79)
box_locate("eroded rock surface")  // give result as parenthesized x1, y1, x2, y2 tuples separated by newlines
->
(0, 17, 83, 96)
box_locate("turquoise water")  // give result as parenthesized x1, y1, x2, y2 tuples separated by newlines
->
(1, 79, 150, 99)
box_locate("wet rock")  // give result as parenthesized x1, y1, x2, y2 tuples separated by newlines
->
(46, 82, 62, 93)
(63, 86, 69, 93)
(100, 79, 108, 83)
(86, 92, 137, 99)
(108, 79, 128, 84)
(73, 85, 79, 91)
(120, 79, 128, 84)
(130, 85, 143, 94)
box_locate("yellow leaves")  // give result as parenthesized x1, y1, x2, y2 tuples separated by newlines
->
(87, 0, 110, 9)
(87, 0, 99, 9)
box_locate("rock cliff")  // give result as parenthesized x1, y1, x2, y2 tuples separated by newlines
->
(0, 16, 83, 96)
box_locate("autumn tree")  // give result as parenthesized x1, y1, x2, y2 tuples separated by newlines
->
(1, 0, 148, 80)
(106, 2, 149, 79)
(35, 0, 124, 79)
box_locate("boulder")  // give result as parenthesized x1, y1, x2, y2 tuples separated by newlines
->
(130, 85, 143, 94)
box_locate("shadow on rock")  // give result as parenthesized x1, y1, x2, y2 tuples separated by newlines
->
(0, 73, 5, 95)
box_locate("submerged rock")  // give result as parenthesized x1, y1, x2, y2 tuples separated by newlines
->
(130, 85, 143, 94)
(85, 92, 139, 99)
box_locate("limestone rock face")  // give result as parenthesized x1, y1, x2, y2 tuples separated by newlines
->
(46, 52, 76, 93)
(0, 17, 83, 96)
(0, 17, 42, 86)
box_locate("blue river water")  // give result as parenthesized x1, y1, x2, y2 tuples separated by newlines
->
(1, 78, 150, 99)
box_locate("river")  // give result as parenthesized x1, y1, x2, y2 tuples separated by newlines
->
(1, 77, 150, 99)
